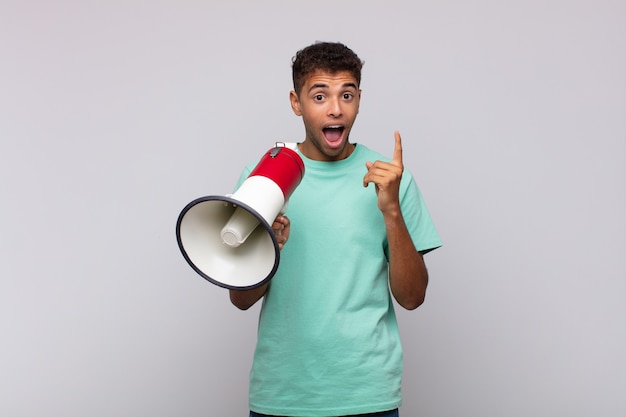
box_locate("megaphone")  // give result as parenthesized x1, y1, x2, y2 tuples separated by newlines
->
(176, 144, 305, 290)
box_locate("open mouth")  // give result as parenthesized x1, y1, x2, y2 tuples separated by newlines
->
(322, 126, 345, 145)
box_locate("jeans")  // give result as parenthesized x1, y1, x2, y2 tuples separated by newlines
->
(249, 408, 399, 417)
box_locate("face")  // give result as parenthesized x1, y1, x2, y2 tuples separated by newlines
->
(290, 70, 361, 161)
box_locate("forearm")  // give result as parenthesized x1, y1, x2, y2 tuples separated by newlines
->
(385, 209, 429, 310)
(228, 214, 288, 310)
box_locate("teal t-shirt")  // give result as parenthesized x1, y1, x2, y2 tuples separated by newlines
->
(237, 144, 441, 416)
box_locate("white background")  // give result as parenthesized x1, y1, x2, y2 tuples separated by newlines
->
(1, 1, 624, 416)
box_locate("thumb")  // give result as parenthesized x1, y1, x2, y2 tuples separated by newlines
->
(363, 161, 373, 187)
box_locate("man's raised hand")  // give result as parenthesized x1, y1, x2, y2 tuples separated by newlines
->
(363, 131, 404, 213)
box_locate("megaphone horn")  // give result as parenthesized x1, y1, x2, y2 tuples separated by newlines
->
(176, 144, 305, 290)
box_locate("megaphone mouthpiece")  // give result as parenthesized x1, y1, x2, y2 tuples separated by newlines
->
(220, 206, 260, 247)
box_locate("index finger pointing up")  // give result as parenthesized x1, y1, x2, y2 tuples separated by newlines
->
(393, 130, 403, 166)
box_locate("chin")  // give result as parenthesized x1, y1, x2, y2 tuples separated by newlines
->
(324, 142, 351, 159)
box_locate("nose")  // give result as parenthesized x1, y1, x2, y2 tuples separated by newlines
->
(327, 97, 342, 118)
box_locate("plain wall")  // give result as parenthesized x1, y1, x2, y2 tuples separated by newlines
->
(1, 1, 624, 416)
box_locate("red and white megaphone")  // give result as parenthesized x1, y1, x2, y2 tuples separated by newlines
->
(176, 143, 304, 290)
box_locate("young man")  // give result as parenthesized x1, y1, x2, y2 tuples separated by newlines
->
(230, 42, 441, 417)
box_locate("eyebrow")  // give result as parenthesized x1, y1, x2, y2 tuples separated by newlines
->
(308, 82, 358, 93)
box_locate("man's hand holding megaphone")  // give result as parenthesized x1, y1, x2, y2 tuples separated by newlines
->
(272, 214, 290, 251)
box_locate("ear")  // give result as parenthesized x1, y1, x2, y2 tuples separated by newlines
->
(289, 90, 302, 116)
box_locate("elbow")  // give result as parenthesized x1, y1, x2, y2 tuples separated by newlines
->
(392, 273, 428, 310)
(229, 286, 267, 310)
(394, 281, 427, 310)
(401, 293, 426, 311)
(231, 301, 253, 311)
(229, 291, 253, 310)
(391, 254, 429, 311)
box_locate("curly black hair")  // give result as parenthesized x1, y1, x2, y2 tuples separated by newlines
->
(291, 42, 364, 95)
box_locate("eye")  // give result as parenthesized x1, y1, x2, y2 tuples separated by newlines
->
(343, 93, 353, 100)
(314, 94, 324, 101)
